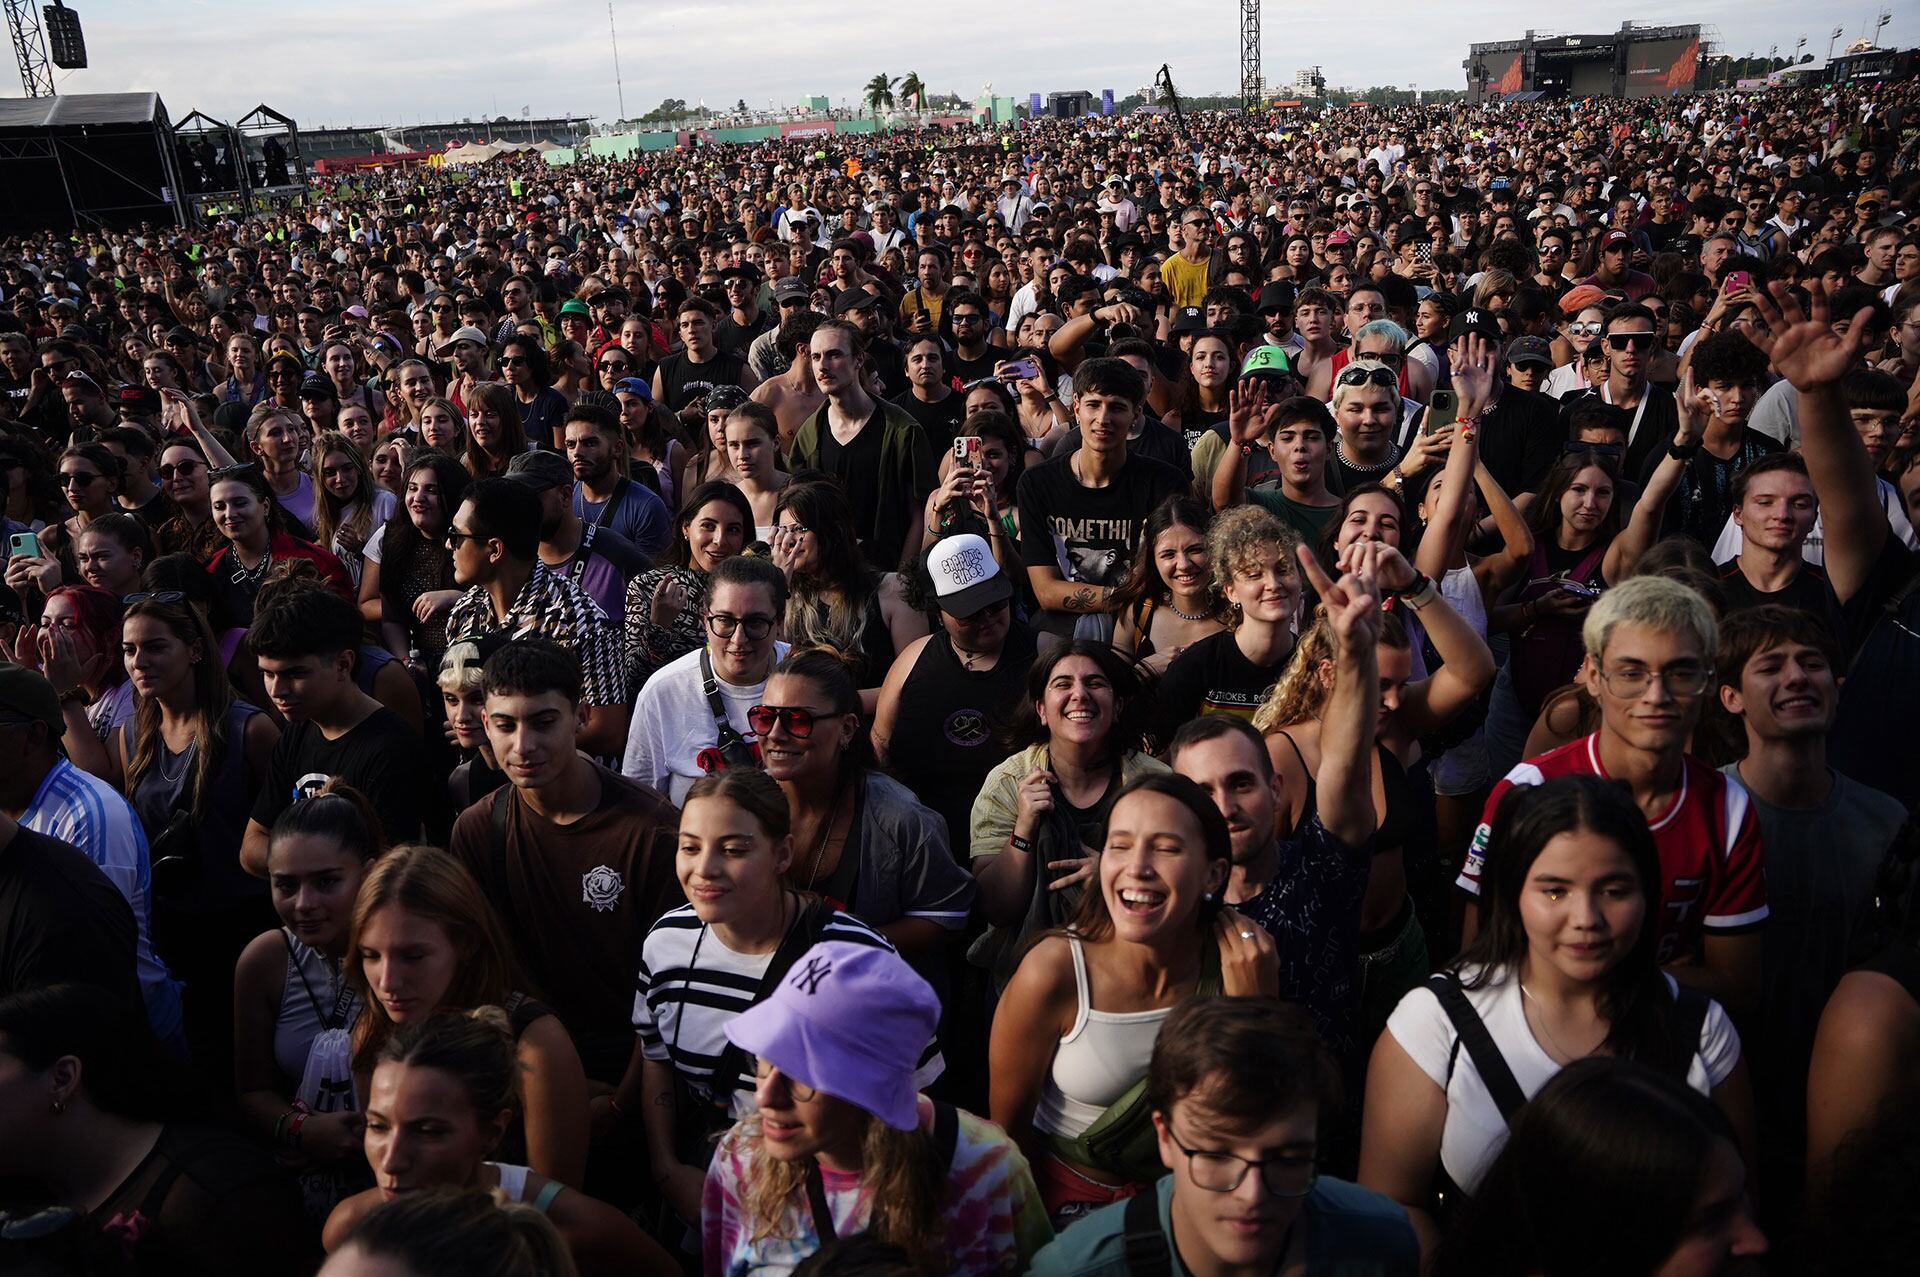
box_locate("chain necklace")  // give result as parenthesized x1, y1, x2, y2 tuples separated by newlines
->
(800, 779, 850, 892)
(1519, 982, 1586, 1064)
(1164, 593, 1215, 623)
(156, 737, 196, 786)
(230, 544, 274, 589)
(1335, 437, 1400, 474)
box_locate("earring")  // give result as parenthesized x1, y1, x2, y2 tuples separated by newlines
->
(50, 1099, 64, 1115)
(1202, 891, 1215, 903)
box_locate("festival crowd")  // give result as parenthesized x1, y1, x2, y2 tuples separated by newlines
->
(0, 77, 1915, 1277)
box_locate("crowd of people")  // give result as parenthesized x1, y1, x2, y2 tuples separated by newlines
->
(0, 76, 1915, 1276)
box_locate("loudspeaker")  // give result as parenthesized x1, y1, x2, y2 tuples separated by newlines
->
(44, 4, 87, 70)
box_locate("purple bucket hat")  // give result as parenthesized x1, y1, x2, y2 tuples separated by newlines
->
(723, 941, 939, 1131)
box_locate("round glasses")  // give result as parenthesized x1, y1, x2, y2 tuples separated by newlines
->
(747, 704, 818, 739)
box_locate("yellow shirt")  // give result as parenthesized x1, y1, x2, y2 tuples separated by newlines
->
(1160, 252, 1211, 308)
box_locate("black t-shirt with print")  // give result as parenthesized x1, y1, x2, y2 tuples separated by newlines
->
(1015, 451, 1187, 593)
(899, 389, 970, 455)
(1154, 629, 1293, 743)
(249, 707, 427, 845)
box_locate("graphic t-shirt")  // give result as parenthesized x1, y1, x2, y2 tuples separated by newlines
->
(1459, 733, 1768, 962)
(250, 707, 427, 847)
(1154, 629, 1293, 739)
(1015, 452, 1186, 597)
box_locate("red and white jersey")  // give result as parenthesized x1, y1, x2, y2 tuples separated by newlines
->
(1458, 733, 1768, 962)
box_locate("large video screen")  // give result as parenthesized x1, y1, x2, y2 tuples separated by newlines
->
(1478, 50, 1525, 96)
(1626, 37, 1699, 95)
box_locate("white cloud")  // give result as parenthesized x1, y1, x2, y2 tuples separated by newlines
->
(34, 0, 1892, 127)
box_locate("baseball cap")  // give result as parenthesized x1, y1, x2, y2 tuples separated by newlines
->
(1325, 230, 1354, 248)
(1240, 345, 1296, 381)
(926, 533, 1011, 618)
(506, 449, 573, 492)
(772, 276, 810, 303)
(724, 941, 941, 1132)
(832, 289, 880, 315)
(0, 663, 63, 737)
(611, 377, 652, 402)
(1507, 336, 1554, 369)
(114, 383, 160, 412)
(298, 372, 336, 399)
(1170, 305, 1207, 334)
(558, 298, 591, 319)
(1597, 229, 1631, 252)
(1558, 284, 1609, 317)
(434, 325, 491, 355)
(1448, 307, 1504, 344)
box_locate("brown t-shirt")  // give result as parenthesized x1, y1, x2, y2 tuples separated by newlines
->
(449, 765, 681, 1082)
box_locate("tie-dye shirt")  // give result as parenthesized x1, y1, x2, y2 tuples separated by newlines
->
(701, 1097, 1053, 1276)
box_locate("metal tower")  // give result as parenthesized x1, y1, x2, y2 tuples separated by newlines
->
(1240, 0, 1261, 109)
(5, 0, 54, 97)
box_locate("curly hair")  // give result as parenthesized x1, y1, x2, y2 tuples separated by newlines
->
(1253, 601, 1409, 732)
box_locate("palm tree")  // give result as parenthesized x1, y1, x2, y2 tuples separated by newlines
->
(899, 72, 926, 113)
(863, 73, 898, 127)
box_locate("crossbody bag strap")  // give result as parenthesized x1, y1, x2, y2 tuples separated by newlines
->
(805, 1162, 837, 1245)
(1121, 1188, 1173, 1277)
(1427, 972, 1528, 1123)
(704, 898, 833, 1109)
(699, 648, 757, 766)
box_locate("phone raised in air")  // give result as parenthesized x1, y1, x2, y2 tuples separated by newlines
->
(8, 531, 40, 560)
(953, 435, 983, 469)
(1424, 389, 1458, 437)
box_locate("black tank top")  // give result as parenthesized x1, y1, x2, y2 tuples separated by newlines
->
(891, 623, 1039, 849)
(1278, 734, 1424, 855)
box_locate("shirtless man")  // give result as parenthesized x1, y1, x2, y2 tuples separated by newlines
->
(751, 310, 827, 449)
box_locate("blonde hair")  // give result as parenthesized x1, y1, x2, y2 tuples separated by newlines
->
(1207, 505, 1299, 596)
(1254, 603, 1409, 732)
(741, 1110, 947, 1272)
(1329, 358, 1398, 411)
(1580, 575, 1717, 663)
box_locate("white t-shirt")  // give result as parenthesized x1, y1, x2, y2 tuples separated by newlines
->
(1541, 361, 1589, 401)
(619, 642, 789, 805)
(1385, 966, 1740, 1195)
(1709, 475, 1918, 566)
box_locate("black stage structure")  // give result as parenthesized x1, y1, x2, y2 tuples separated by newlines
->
(0, 91, 185, 232)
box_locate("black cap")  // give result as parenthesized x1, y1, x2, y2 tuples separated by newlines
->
(832, 289, 881, 315)
(1256, 281, 1297, 315)
(1170, 305, 1207, 334)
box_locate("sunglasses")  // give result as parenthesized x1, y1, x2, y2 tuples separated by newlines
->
(1566, 321, 1602, 337)
(598, 360, 631, 371)
(1564, 440, 1624, 458)
(157, 459, 203, 480)
(1605, 332, 1656, 352)
(747, 704, 824, 739)
(122, 590, 186, 605)
(428, 304, 454, 313)
(499, 355, 527, 366)
(59, 472, 101, 487)
(1335, 366, 1397, 390)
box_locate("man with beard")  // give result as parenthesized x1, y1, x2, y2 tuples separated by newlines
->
(561, 402, 672, 560)
(1167, 542, 1383, 1052)
(508, 449, 649, 626)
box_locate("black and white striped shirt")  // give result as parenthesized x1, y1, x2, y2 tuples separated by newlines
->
(634, 904, 941, 1116)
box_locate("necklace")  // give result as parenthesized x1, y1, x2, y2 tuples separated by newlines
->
(230, 545, 274, 589)
(156, 737, 196, 786)
(800, 780, 850, 892)
(1519, 982, 1585, 1063)
(1165, 594, 1214, 623)
(1335, 437, 1400, 474)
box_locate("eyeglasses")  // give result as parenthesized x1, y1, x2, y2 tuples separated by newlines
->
(157, 460, 203, 480)
(445, 528, 483, 549)
(1335, 366, 1397, 390)
(428, 304, 454, 313)
(122, 591, 185, 605)
(747, 704, 820, 739)
(706, 612, 775, 640)
(499, 355, 527, 367)
(1166, 1128, 1318, 1198)
(1598, 663, 1713, 699)
(753, 1059, 818, 1102)
(598, 360, 631, 372)
(59, 472, 101, 487)
(1566, 322, 1602, 337)
(1605, 332, 1656, 352)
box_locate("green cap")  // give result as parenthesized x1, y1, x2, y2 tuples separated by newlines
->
(559, 299, 590, 319)
(1239, 345, 1296, 380)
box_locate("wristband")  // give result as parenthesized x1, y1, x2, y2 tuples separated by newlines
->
(1402, 579, 1440, 610)
(1009, 833, 1034, 853)
(1388, 571, 1433, 600)
(1666, 439, 1700, 460)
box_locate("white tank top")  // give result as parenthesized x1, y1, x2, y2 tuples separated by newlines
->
(1031, 938, 1172, 1140)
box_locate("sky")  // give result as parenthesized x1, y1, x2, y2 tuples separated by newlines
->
(21, 0, 1911, 129)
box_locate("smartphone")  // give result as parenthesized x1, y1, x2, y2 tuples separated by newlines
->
(1001, 356, 1040, 382)
(1723, 271, 1752, 294)
(1557, 579, 1602, 598)
(8, 531, 39, 560)
(1424, 389, 1458, 437)
(953, 435, 983, 469)
(1416, 242, 1433, 265)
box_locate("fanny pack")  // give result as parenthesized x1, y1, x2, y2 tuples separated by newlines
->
(1043, 940, 1221, 1184)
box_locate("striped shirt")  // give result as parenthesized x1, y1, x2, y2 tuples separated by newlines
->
(634, 904, 940, 1115)
(22, 758, 183, 1041)
(446, 559, 628, 708)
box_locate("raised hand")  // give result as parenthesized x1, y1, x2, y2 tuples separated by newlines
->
(1227, 379, 1281, 447)
(1449, 332, 1498, 421)
(1748, 281, 1873, 393)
